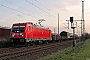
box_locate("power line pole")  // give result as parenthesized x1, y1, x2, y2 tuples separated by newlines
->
(58, 13, 59, 35)
(82, 1, 85, 40)
(54, 28, 55, 35)
(81, 19, 82, 41)
(67, 20, 69, 29)
(81, 1, 85, 41)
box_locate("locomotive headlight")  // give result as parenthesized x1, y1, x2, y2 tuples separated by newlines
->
(12, 33, 15, 37)
(20, 33, 24, 37)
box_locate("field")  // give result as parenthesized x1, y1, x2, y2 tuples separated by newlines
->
(39, 39, 90, 60)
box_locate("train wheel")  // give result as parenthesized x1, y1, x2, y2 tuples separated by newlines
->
(27, 43, 30, 47)
(25, 42, 28, 46)
(36, 41, 42, 45)
(30, 42, 35, 46)
(32, 43, 35, 46)
(36, 41, 39, 45)
(31, 43, 35, 46)
(46, 41, 48, 44)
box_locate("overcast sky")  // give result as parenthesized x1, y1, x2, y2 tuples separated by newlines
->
(0, 0, 90, 35)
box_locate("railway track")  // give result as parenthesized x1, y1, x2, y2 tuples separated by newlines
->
(0, 39, 81, 60)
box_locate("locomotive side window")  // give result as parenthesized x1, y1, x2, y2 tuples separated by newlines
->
(12, 26, 25, 32)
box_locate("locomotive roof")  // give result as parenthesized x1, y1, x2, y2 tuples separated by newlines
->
(13, 22, 50, 30)
(33, 24, 50, 30)
(13, 22, 33, 25)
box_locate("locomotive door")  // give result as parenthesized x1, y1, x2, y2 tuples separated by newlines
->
(27, 26, 30, 38)
(27, 26, 33, 38)
(30, 27, 33, 38)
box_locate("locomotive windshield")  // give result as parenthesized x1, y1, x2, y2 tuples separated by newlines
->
(12, 26, 25, 32)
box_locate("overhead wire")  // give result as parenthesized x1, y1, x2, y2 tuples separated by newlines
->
(34, 0, 50, 11)
(28, 0, 65, 27)
(4, 0, 45, 18)
(4, 0, 57, 20)
(0, 3, 57, 28)
(1, 1, 57, 25)
(28, 0, 87, 30)
(34, 0, 65, 29)
(25, 0, 57, 18)
(0, 4, 39, 19)
(34, 0, 57, 16)
(28, 0, 86, 30)
(5, 0, 36, 14)
(0, 0, 61, 31)
(24, 0, 58, 27)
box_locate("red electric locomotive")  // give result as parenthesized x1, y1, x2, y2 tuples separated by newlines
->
(10, 22, 52, 46)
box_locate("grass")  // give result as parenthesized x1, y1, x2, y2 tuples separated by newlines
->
(39, 39, 90, 60)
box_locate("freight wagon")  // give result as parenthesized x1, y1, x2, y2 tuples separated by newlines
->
(60, 31, 71, 40)
(0, 27, 10, 42)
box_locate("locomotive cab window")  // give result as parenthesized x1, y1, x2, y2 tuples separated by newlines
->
(12, 26, 25, 32)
